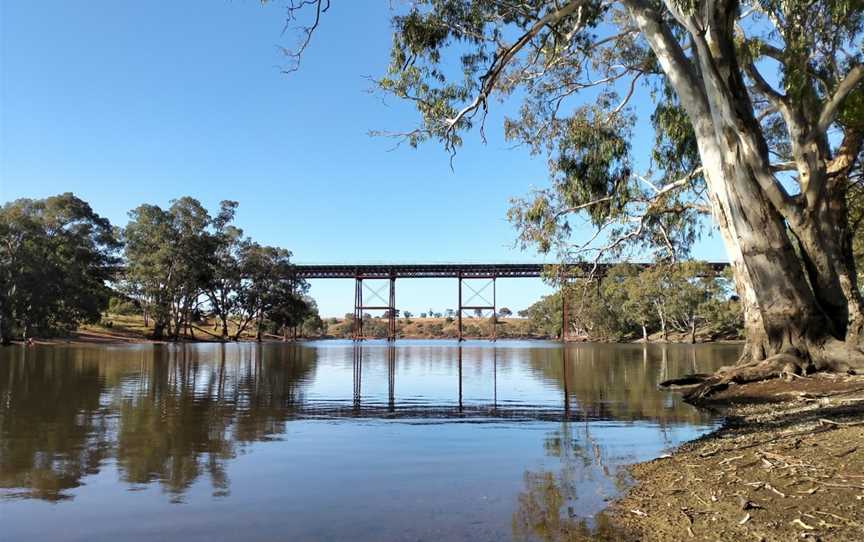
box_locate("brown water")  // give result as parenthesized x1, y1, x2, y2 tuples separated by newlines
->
(0, 340, 739, 541)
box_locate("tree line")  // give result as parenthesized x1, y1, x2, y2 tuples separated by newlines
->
(520, 262, 742, 342)
(0, 193, 319, 344)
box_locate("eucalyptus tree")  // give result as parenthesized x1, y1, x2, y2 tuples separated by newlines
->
(281, 0, 864, 392)
(603, 264, 658, 341)
(663, 261, 721, 343)
(0, 193, 120, 343)
(205, 200, 245, 339)
(123, 197, 217, 340)
(231, 243, 306, 341)
(265, 278, 312, 340)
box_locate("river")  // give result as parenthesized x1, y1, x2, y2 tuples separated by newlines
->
(0, 340, 740, 541)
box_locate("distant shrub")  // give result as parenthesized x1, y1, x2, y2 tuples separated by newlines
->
(108, 296, 139, 315)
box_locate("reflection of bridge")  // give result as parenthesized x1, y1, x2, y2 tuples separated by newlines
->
(295, 262, 730, 342)
(342, 344, 579, 419)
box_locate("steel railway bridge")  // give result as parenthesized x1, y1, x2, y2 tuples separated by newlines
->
(294, 262, 729, 342)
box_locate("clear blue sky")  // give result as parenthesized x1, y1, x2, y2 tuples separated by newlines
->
(0, 1, 727, 317)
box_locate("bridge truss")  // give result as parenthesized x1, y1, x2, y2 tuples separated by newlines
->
(294, 262, 729, 342)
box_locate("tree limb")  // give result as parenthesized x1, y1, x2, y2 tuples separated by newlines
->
(444, 0, 590, 133)
(816, 64, 864, 137)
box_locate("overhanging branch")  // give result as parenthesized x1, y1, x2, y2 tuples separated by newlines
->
(816, 64, 864, 138)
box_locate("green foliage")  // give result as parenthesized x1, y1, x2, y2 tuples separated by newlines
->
(522, 292, 564, 338)
(123, 198, 218, 339)
(0, 193, 120, 342)
(108, 296, 139, 316)
(524, 261, 742, 342)
(121, 197, 310, 342)
(602, 263, 656, 337)
(335, 0, 864, 280)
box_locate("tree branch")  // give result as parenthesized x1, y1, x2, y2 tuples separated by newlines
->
(816, 64, 864, 137)
(278, 0, 330, 73)
(444, 0, 590, 133)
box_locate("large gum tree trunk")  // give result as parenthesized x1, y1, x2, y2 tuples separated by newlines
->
(627, 0, 864, 398)
(701, 2, 864, 397)
(704, 167, 766, 361)
(0, 313, 9, 345)
(152, 321, 165, 341)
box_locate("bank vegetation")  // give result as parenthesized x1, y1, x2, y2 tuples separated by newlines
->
(0, 194, 322, 344)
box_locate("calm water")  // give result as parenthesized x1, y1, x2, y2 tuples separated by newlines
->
(0, 340, 739, 541)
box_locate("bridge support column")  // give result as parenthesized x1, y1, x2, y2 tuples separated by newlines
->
(561, 283, 569, 342)
(353, 278, 363, 340)
(492, 277, 497, 341)
(457, 274, 497, 341)
(353, 276, 397, 341)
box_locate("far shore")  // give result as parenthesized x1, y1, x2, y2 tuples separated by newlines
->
(6, 312, 743, 347)
(10, 332, 745, 347)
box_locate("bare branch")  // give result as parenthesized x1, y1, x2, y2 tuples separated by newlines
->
(770, 161, 797, 172)
(743, 60, 786, 111)
(608, 72, 643, 119)
(444, 0, 590, 133)
(638, 166, 703, 196)
(552, 196, 615, 219)
(816, 64, 864, 137)
(279, 0, 330, 73)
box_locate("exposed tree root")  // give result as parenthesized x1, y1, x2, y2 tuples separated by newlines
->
(661, 339, 864, 402)
(681, 353, 809, 401)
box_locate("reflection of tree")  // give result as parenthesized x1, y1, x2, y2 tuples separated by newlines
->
(531, 344, 740, 424)
(114, 350, 236, 501)
(0, 348, 111, 501)
(0, 343, 315, 502)
(512, 422, 632, 542)
(231, 344, 314, 443)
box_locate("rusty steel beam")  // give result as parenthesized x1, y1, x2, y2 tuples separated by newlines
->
(294, 262, 730, 280)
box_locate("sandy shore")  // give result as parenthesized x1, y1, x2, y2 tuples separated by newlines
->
(596, 374, 864, 541)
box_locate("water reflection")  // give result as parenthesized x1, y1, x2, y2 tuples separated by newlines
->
(513, 421, 630, 541)
(0, 340, 739, 540)
(0, 344, 316, 502)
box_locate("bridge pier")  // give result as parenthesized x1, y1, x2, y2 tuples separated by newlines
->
(561, 283, 569, 342)
(353, 276, 397, 341)
(457, 274, 496, 341)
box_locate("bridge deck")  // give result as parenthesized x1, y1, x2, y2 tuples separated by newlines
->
(293, 262, 729, 279)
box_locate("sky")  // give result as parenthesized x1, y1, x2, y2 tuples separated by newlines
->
(0, 1, 728, 317)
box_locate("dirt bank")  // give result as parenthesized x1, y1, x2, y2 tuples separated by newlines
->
(599, 374, 864, 541)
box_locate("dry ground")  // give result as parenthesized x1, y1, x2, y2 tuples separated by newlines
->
(596, 374, 864, 541)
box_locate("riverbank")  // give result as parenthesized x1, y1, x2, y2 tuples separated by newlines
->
(13, 313, 741, 345)
(597, 374, 864, 541)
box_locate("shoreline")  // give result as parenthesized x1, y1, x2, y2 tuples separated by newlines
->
(597, 374, 864, 541)
(10, 327, 744, 347)
(9, 335, 745, 347)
